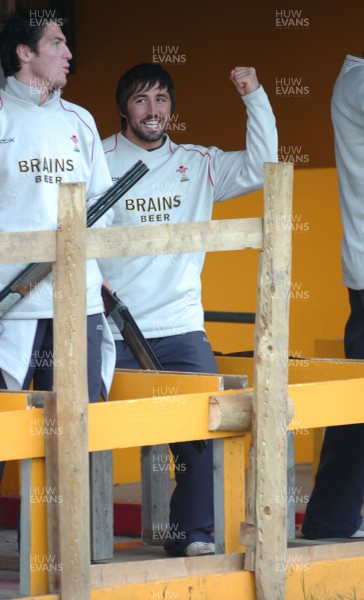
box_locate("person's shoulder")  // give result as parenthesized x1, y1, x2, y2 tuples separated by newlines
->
(59, 98, 97, 125)
(344, 64, 364, 86)
(102, 132, 119, 153)
(171, 141, 221, 162)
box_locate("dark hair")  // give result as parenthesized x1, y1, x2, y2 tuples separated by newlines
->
(116, 63, 177, 131)
(0, 7, 64, 77)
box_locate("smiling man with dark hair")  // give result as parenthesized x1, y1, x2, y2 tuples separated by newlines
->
(100, 61, 278, 557)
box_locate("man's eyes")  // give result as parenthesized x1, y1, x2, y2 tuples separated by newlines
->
(135, 97, 168, 103)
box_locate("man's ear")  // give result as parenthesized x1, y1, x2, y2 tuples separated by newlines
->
(16, 44, 34, 64)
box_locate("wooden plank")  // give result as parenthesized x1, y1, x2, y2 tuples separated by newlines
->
(212, 438, 225, 553)
(14, 555, 364, 600)
(19, 458, 48, 596)
(109, 370, 224, 400)
(90, 571, 255, 600)
(88, 392, 243, 451)
(0, 230, 56, 263)
(3, 376, 364, 460)
(0, 217, 262, 264)
(288, 377, 364, 428)
(140, 444, 170, 545)
(209, 392, 253, 431)
(90, 553, 245, 587)
(287, 431, 296, 540)
(43, 393, 60, 594)
(287, 540, 364, 562)
(0, 393, 31, 411)
(216, 355, 364, 385)
(52, 182, 90, 598)
(19, 459, 31, 596)
(208, 392, 294, 431)
(247, 162, 293, 600)
(223, 436, 246, 554)
(90, 451, 114, 562)
(86, 217, 263, 258)
(286, 555, 364, 599)
(0, 409, 45, 459)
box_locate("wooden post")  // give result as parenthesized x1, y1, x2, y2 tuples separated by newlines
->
(244, 162, 293, 599)
(141, 444, 170, 545)
(52, 183, 91, 598)
(19, 457, 48, 596)
(90, 450, 114, 561)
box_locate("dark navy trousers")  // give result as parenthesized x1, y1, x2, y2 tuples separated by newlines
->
(0, 314, 105, 482)
(115, 331, 218, 555)
(302, 288, 364, 538)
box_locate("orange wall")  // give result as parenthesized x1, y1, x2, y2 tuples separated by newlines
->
(59, 0, 357, 358)
(203, 167, 348, 358)
(64, 0, 364, 168)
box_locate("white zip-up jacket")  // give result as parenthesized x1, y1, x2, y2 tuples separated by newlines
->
(0, 77, 115, 389)
(100, 85, 277, 339)
(331, 55, 364, 290)
(0, 76, 113, 318)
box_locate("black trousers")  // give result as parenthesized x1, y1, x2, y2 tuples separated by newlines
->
(115, 331, 218, 555)
(302, 288, 364, 538)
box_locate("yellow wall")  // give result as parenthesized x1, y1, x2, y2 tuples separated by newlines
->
(203, 167, 348, 358)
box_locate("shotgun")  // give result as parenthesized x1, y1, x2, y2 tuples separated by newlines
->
(102, 286, 207, 452)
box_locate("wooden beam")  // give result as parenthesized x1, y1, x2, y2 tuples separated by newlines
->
(109, 369, 225, 400)
(0, 230, 56, 263)
(287, 540, 364, 562)
(0, 217, 263, 264)
(52, 183, 91, 598)
(88, 392, 243, 451)
(90, 451, 114, 562)
(86, 217, 263, 258)
(19, 458, 48, 596)
(140, 444, 170, 545)
(209, 392, 253, 431)
(208, 392, 295, 431)
(246, 162, 293, 599)
(90, 553, 245, 587)
(4, 375, 364, 460)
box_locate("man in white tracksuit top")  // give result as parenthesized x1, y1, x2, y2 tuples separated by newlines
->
(100, 62, 277, 556)
(302, 55, 364, 540)
(0, 9, 115, 481)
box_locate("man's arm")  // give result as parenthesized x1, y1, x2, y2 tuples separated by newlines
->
(212, 66, 278, 202)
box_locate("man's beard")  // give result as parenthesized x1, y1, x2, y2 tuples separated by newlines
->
(128, 118, 168, 143)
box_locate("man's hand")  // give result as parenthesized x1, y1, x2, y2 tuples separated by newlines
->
(230, 66, 259, 96)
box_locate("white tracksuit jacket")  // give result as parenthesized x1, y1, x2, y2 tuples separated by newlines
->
(0, 76, 115, 388)
(331, 55, 364, 290)
(100, 85, 278, 340)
